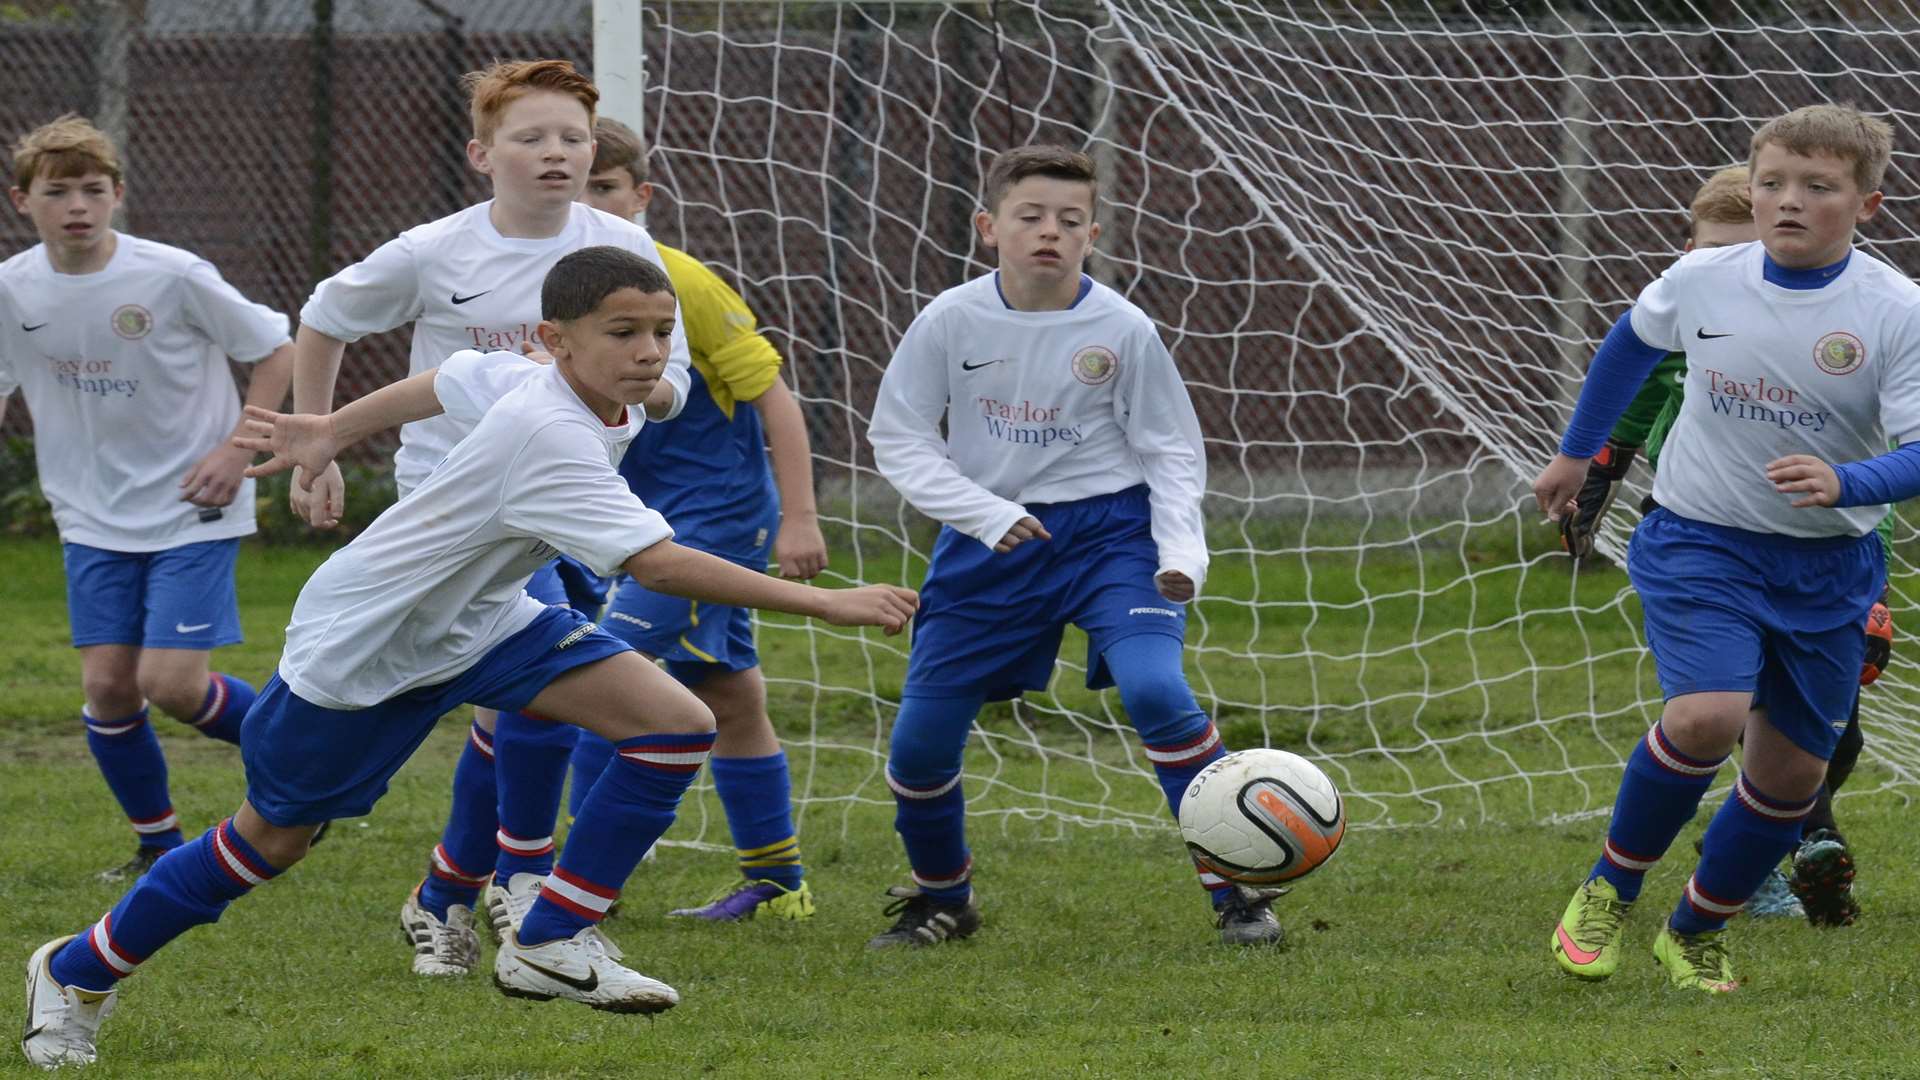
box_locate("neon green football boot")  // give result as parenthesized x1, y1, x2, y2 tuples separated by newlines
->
(1652, 925, 1738, 993)
(1552, 877, 1632, 979)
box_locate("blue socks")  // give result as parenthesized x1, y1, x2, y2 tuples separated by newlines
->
(567, 730, 617, 820)
(51, 818, 282, 992)
(518, 730, 714, 946)
(1671, 774, 1815, 935)
(712, 752, 803, 889)
(886, 694, 981, 904)
(1591, 722, 1726, 902)
(83, 706, 182, 852)
(417, 721, 497, 920)
(186, 673, 255, 746)
(492, 711, 576, 883)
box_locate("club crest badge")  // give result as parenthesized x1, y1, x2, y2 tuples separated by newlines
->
(110, 304, 153, 340)
(1813, 330, 1865, 376)
(1071, 345, 1118, 386)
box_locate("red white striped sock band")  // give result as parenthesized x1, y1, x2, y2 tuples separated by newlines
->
(1145, 725, 1222, 768)
(469, 723, 495, 759)
(537, 867, 618, 921)
(429, 844, 490, 887)
(496, 829, 555, 857)
(885, 770, 961, 801)
(84, 708, 148, 737)
(1196, 867, 1233, 891)
(191, 675, 227, 729)
(1645, 724, 1726, 778)
(1602, 839, 1659, 873)
(210, 819, 273, 888)
(130, 809, 179, 836)
(1733, 775, 1814, 821)
(87, 912, 143, 977)
(1684, 875, 1745, 919)
(911, 857, 973, 891)
(616, 740, 713, 774)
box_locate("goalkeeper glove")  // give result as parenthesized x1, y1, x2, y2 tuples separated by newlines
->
(1862, 595, 1894, 686)
(1560, 438, 1639, 558)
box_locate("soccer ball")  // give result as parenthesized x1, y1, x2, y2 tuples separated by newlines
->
(1178, 748, 1345, 885)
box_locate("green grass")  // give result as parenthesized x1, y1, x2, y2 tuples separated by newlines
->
(3, 535, 1920, 1078)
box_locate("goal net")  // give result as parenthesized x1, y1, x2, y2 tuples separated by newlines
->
(606, 0, 1920, 843)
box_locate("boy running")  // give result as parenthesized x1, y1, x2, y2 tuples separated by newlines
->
(21, 246, 917, 1069)
(1537, 104, 1920, 992)
(1, 115, 293, 879)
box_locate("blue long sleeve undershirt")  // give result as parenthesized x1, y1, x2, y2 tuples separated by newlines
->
(1558, 312, 1670, 459)
(1835, 444, 1920, 506)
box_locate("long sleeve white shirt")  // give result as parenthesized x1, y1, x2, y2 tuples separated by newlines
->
(868, 274, 1208, 591)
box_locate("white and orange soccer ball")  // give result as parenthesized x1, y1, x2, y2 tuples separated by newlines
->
(1178, 748, 1345, 885)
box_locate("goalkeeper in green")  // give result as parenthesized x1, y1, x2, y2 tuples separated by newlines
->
(1561, 164, 1885, 927)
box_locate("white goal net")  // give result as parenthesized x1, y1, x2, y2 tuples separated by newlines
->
(605, 0, 1920, 842)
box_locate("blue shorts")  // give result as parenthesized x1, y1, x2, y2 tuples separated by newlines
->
(241, 606, 632, 826)
(63, 539, 243, 650)
(905, 485, 1186, 701)
(602, 556, 761, 684)
(525, 557, 615, 614)
(1629, 508, 1883, 760)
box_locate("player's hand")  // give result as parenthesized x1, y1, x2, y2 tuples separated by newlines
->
(817, 583, 919, 635)
(1765, 454, 1842, 508)
(1863, 596, 1894, 686)
(775, 512, 829, 580)
(518, 340, 555, 365)
(178, 442, 253, 507)
(1560, 438, 1638, 558)
(994, 516, 1051, 553)
(1155, 570, 1196, 603)
(288, 462, 346, 531)
(1532, 453, 1588, 525)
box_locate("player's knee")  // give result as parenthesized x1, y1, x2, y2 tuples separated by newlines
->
(1118, 674, 1204, 743)
(81, 671, 143, 719)
(136, 670, 207, 722)
(607, 695, 714, 740)
(1659, 694, 1746, 753)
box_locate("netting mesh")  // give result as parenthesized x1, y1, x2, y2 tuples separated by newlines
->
(4, 1, 1919, 840)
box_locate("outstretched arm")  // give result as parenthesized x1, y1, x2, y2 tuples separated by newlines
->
(623, 538, 917, 634)
(754, 377, 829, 579)
(234, 367, 445, 523)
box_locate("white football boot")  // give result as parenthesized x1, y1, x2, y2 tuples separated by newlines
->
(22, 936, 116, 1069)
(493, 927, 677, 1013)
(399, 885, 481, 977)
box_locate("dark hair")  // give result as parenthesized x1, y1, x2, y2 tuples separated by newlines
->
(542, 246, 675, 322)
(982, 145, 1098, 213)
(592, 117, 649, 184)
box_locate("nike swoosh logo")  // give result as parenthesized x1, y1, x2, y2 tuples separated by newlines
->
(450, 290, 492, 305)
(960, 358, 1006, 371)
(518, 956, 599, 993)
(175, 622, 213, 634)
(22, 323, 47, 332)
(1695, 329, 1733, 340)
(1555, 923, 1602, 966)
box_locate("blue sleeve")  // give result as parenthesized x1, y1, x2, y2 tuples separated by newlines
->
(1558, 312, 1672, 458)
(1834, 442, 1920, 507)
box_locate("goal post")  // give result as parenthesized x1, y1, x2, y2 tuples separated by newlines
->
(591, 0, 1920, 845)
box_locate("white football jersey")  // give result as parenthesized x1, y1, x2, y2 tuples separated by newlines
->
(299, 201, 692, 494)
(277, 351, 672, 709)
(0, 235, 290, 550)
(868, 274, 1208, 589)
(1631, 242, 1920, 537)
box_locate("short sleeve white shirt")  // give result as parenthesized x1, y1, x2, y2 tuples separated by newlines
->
(299, 201, 692, 494)
(277, 351, 674, 708)
(1630, 242, 1920, 537)
(0, 235, 290, 550)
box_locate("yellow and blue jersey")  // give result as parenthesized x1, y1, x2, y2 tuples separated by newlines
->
(618, 245, 782, 561)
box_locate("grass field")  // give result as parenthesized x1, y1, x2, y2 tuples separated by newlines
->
(4, 535, 1920, 1078)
